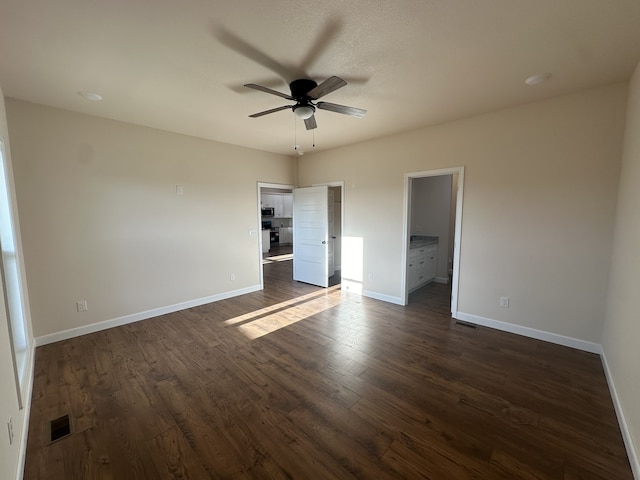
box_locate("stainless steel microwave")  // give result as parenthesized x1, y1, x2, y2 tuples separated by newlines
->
(261, 207, 274, 216)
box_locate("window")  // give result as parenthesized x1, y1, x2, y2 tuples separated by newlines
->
(0, 138, 28, 406)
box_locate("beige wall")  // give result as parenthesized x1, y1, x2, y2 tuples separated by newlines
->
(299, 83, 627, 343)
(6, 99, 295, 339)
(0, 89, 32, 480)
(603, 61, 640, 474)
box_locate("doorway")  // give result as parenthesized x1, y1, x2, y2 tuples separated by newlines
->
(402, 167, 464, 314)
(257, 182, 295, 290)
(327, 185, 342, 287)
(258, 182, 343, 290)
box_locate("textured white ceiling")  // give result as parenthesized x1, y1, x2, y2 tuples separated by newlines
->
(1, 0, 640, 156)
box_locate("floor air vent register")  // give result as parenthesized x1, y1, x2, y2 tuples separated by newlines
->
(48, 414, 72, 443)
(455, 320, 478, 329)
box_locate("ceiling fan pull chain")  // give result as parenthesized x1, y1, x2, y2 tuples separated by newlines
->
(313, 129, 315, 148)
(294, 115, 297, 150)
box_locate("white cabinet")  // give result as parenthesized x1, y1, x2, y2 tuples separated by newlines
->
(267, 195, 284, 216)
(283, 195, 293, 217)
(408, 243, 437, 292)
(262, 194, 293, 218)
(279, 227, 293, 245)
(426, 244, 437, 280)
(408, 247, 424, 292)
(262, 194, 275, 209)
(273, 196, 284, 217)
(262, 230, 270, 253)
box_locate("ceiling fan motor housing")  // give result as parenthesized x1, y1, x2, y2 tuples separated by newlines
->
(290, 79, 318, 101)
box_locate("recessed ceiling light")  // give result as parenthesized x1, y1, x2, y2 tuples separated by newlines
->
(77, 91, 103, 101)
(524, 73, 552, 86)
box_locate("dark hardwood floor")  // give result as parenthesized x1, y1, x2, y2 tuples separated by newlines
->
(24, 258, 633, 479)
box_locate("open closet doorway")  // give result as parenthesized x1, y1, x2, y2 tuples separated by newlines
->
(327, 184, 343, 288)
(402, 167, 464, 314)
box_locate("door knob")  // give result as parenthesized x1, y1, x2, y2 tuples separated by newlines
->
(322, 240, 327, 244)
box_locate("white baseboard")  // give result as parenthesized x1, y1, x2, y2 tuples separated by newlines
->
(454, 311, 602, 354)
(600, 350, 640, 480)
(35, 284, 262, 346)
(362, 289, 404, 306)
(434, 276, 449, 284)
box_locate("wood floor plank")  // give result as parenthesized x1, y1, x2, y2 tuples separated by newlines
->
(234, 401, 357, 480)
(351, 395, 495, 474)
(383, 434, 501, 480)
(148, 425, 212, 479)
(23, 254, 634, 479)
(153, 378, 248, 478)
(23, 433, 65, 480)
(286, 404, 400, 479)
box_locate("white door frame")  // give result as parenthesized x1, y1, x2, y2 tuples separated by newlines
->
(257, 182, 295, 290)
(401, 167, 465, 314)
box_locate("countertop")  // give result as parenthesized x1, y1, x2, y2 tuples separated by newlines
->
(266, 226, 292, 231)
(410, 235, 439, 248)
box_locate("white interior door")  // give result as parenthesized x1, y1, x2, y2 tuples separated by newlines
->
(293, 186, 329, 287)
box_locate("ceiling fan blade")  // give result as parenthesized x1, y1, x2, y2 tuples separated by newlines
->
(317, 101, 367, 118)
(298, 19, 343, 75)
(249, 105, 292, 118)
(304, 115, 317, 130)
(245, 84, 294, 100)
(214, 27, 294, 81)
(307, 76, 347, 100)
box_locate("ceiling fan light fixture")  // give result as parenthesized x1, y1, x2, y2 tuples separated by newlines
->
(524, 72, 552, 86)
(77, 91, 103, 101)
(293, 104, 315, 120)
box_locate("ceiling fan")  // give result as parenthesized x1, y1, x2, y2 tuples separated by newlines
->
(245, 76, 366, 130)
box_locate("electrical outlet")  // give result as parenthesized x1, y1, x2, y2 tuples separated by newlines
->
(229, 273, 235, 281)
(7, 417, 14, 445)
(367, 272, 373, 281)
(176, 185, 184, 195)
(499, 296, 510, 308)
(76, 300, 88, 312)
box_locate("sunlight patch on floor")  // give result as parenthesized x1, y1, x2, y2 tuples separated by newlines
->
(262, 253, 293, 264)
(224, 285, 342, 339)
